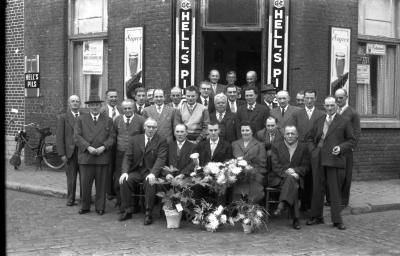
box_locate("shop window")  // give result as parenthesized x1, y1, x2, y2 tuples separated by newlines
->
(71, 0, 107, 35)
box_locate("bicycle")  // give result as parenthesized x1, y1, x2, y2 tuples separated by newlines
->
(8, 109, 66, 170)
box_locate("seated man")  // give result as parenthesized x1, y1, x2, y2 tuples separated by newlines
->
(119, 118, 168, 224)
(270, 125, 310, 230)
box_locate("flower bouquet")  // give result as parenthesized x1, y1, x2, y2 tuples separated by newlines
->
(228, 199, 269, 234)
(192, 199, 228, 232)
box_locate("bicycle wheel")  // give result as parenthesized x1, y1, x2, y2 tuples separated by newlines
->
(41, 143, 66, 170)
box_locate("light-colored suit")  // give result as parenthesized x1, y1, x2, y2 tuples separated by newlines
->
(270, 104, 300, 132)
(143, 104, 181, 143)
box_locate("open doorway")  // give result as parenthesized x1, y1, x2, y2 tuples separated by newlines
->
(203, 31, 262, 86)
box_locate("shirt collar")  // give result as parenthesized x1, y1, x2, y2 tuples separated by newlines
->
(156, 104, 164, 110)
(339, 103, 348, 113)
(124, 114, 134, 122)
(145, 134, 153, 142)
(71, 110, 79, 116)
(210, 137, 219, 145)
(177, 140, 186, 147)
(305, 106, 315, 112)
(281, 105, 288, 112)
(136, 103, 144, 109)
(284, 140, 298, 151)
(90, 113, 100, 119)
(326, 113, 336, 121)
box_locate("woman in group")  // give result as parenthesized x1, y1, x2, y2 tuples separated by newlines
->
(231, 121, 267, 202)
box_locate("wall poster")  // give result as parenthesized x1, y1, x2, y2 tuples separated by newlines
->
(83, 40, 103, 75)
(330, 26, 351, 95)
(124, 27, 144, 99)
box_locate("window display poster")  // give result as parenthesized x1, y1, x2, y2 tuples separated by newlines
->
(330, 27, 351, 95)
(124, 27, 143, 99)
(82, 40, 103, 74)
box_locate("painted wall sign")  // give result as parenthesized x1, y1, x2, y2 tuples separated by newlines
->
(267, 0, 290, 91)
(25, 72, 40, 88)
(366, 43, 386, 55)
(124, 27, 144, 99)
(82, 40, 103, 75)
(330, 27, 351, 95)
(175, 0, 196, 91)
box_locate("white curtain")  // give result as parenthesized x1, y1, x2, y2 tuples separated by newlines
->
(376, 47, 395, 115)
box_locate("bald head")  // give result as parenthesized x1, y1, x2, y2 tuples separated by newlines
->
(209, 69, 220, 84)
(246, 71, 257, 85)
(335, 88, 348, 108)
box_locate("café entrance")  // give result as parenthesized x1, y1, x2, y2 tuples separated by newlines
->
(203, 31, 262, 86)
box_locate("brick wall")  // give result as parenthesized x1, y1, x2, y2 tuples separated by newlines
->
(23, 0, 68, 164)
(108, 0, 173, 99)
(5, 0, 25, 137)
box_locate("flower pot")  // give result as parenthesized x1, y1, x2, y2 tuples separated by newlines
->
(164, 209, 182, 229)
(242, 223, 253, 234)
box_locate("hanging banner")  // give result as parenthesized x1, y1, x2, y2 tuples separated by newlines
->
(175, 0, 196, 91)
(267, 0, 290, 91)
(82, 40, 103, 74)
(330, 27, 351, 95)
(124, 27, 144, 99)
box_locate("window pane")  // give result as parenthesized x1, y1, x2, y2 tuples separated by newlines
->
(74, 0, 107, 34)
(206, 0, 260, 26)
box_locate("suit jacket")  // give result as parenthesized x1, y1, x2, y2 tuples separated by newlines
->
(197, 96, 215, 114)
(113, 114, 145, 152)
(142, 104, 181, 143)
(101, 104, 123, 119)
(240, 82, 261, 103)
(255, 128, 284, 152)
(165, 140, 197, 176)
(237, 103, 270, 134)
(261, 101, 278, 112)
(269, 141, 310, 188)
(307, 114, 356, 168)
(133, 103, 149, 115)
(56, 111, 82, 158)
(340, 106, 361, 147)
(270, 104, 300, 130)
(210, 83, 226, 96)
(74, 112, 116, 165)
(197, 138, 233, 166)
(232, 138, 267, 173)
(210, 111, 240, 143)
(226, 100, 245, 113)
(121, 133, 168, 177)
(291, 107, 325, 142)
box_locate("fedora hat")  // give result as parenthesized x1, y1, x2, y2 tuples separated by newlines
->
(84, 95, 104, 104)
(261, 83, 276, 93)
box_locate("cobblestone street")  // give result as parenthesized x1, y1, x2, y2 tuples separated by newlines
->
(6, 190, 400, 255)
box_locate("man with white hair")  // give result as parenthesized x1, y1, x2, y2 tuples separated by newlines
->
(119, 118, 167, 224)
(208, 69, 226, 96)
(270, 90, 300, 132)
(168, 87, 184, 109)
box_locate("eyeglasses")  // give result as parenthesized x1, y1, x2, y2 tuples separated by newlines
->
(146, 126, 157, 129)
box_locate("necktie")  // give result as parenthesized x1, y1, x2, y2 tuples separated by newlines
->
(138, 106, 142, 114)
(75, 113, 79, 118)
(248, 105, 253, 111)
(270, 133, 275, 142)
(93, 116, 97, 125)
(177, 142, 182, 156)
(204, 99, 208, 106)
(211, 141, 216, 156)
(146, 137, 151, 147)
(126, 118, 130, 127)
(281, 107, 285, 117)
(112, 107, 116, 119)
(217, 113, 222, 122)
(157, 106, 162, 114)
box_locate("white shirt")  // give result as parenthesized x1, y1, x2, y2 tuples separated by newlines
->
(156, 104, 164, 114)
(177, 140, 185, 150)
(247, 103, 256, 110)
(71, 111, 79, 117)
(90, 113, 100, 122)
(108, 104, 120, 119)
(305, 106, 315, 119)
(124, 114, 134, 124)
(211, 84, 217, 93)
(136, 104, 145, 111)
(284, 141, 298, 162)
(210, 138, 219, 156)
(216, 111, 225, 121)
(200, 96, 210, 107)
(229, 100, 237, 113)
(281, 105, 288, 113)
(264, 101, 273, 109)
(337, 103, 348, 114)
(326, 113, 336, 123)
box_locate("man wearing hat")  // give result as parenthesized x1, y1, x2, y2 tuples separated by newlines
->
(261, 84, 278, 111)
(74, 95, 116, 215)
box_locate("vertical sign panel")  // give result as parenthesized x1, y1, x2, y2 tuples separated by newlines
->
(124, 27, 144, 99)
(267, 0, 289, 91)
(330, 27, 351, 95)
(175, 0, 195, 91)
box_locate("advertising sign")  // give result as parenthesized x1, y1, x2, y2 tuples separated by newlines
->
(82, 40, 103, 74)
(357, 55, 370, 84)
(124, 27, 144, 99)
(366, 43, 386, 55)
(267, 0, 290, 91)
(25, 72, 40, 88)
(175, 0, 196, 91)
(330, 27, 351, 95)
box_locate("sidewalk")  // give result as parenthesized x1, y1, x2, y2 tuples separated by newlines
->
(5, 162, 400, 216)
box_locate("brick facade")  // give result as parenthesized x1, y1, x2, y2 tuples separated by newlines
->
(4, 0, 399, 179)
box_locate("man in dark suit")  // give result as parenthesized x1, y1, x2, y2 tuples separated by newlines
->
(210, 93, 239, 143)
(57, 95, 82, 206)
(260, 84, 278, 111)
(226, 85, 245, 114)
(74, 95, 116, 215)
(167, 86, 184, 110)
(335, 88, 361, 207)
(237, 86, 269, 134)
(132, 87, 148, 115)
(143, 89, 181, 143)
(240, 71, 261, 103)
(119, 118, 168, 224)
(306, 96, 355, 230)
(290, 90, 325, 210)
(197, 81, 215, 114)
(270, 125, 310, 229)
(208, 69, 226, 96)
(113, 99, 145, 211)
(164, 124, 197, 177)
(271, 90, 300, 133)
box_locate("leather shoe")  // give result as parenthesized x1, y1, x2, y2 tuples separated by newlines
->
(292, 219, 301, 230)
(66, 201, 75, 206)
(119, 212, 132, 221)
(333, 223, 346, 230)
(144, 214, 153, 225)
(78, 209, 90, 214)
(96, 210, 105, 215)
(306, 217, 324, 225)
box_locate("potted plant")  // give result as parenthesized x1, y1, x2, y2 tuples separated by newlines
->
(156, 166, 195, 229)
(228, 198, 269, 234)
(192, 199, 228, 232)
